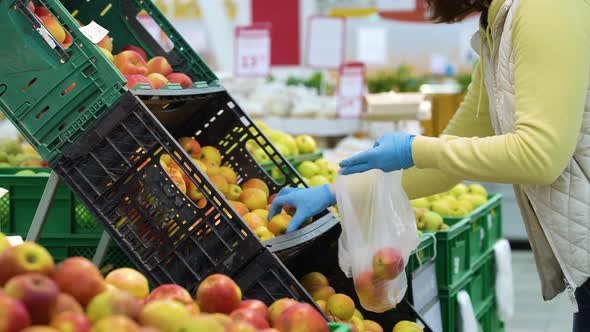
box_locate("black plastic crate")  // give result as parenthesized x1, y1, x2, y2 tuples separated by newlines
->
(143, 89, 340, 260)
(51, 91, 264, 294)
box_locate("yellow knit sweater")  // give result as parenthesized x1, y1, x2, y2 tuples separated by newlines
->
(402, 0, 590, 199)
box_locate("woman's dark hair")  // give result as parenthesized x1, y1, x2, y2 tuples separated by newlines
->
(425, 0, 489, 23)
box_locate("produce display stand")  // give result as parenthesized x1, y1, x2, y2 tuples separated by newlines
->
(0, 0, 340, 313)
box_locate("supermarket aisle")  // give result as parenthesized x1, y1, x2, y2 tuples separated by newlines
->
(505, 251, 573, 332)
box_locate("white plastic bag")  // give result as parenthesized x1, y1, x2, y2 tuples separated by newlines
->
(335, 170, 420, 313)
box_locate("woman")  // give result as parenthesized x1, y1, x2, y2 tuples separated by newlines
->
(268, 0, 590, 329)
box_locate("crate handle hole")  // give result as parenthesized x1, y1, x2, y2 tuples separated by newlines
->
(23, 78, 37, 91)
(78, 105, 87, 113)
(58, 123, 66, 131)
(61, 83, 76, 96)
(36, 106, 49, 119)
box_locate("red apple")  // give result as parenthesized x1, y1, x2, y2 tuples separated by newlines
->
(147, 56, 173, 77)
(354, 270, 385, 305)
(238, 299, 270, 322)
(124, 74, 153, 89)
(372, 247, 404, 281)
(35, 6, 50, 17)
(21, 327, 60, 332)
(50, 312, 91, 332)
(146, 284, 193, 305)
(196, 274, 242, 314)
(230, 308, 270, 329)
(0, 293, 31, 332)
(4, 273, 59, 324)
(166, 73, 193, 89)
(241, 179, 270, 198)
(49, 293, 83, 318)
(105, 267, 150, 300)
(268, 298, 298, 325)
(121, 45, 148, 62)
(229, 201, 249, 217)
(52, 257, 107, 307)
(178, 137, 201, 158)
(114, 51, 148, 76)
(274, 303, 328, 332)
(0, 242, 55, 285)
(40, 15, 66, 43)
(97, 35, 113, 53)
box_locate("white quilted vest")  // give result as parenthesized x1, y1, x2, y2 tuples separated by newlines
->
(472, 0, 590, 300)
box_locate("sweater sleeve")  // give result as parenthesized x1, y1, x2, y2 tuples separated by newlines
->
(402, 61, 495, 199)
(411, 0, 590, 185)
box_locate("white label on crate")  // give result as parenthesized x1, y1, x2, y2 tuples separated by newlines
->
(79, 21, 109, 44)
(7, 236, 23, 246)
(487, 214, 493, 230)
(411, 262, 438, 312)
(480, 227, 485, 244)
(454, 256, 460, 275)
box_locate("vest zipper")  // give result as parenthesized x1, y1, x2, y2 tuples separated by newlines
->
(565, 278, 579, 313)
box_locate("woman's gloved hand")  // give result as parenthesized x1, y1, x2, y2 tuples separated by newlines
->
(267, 184, 336, 233)
(339, 132, 415, 175)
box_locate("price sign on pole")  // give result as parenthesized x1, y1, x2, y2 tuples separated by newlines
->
(234, 24, 271, 77)
(337, 63, 366, 118)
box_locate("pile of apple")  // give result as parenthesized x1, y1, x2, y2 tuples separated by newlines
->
(0, 234, 330, 332)
(161, 137, 304, 240)
(247, 121, 318, 163)
(295, 159, 338, 187)
(32, 2, 194, 91)
(410, 183, 489, 231)
(298, 272, 423, 332)
(0, 140, 45, 168)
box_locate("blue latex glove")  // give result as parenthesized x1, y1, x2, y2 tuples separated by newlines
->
(267, 184, 336, 233)
(339, 132, 415, 175)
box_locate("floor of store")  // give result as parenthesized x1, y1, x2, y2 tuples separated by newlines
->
(507, 251, 573, 332)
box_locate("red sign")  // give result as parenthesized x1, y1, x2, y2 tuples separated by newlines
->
(252, 0, 300, 65)
(234, 24, 271, 77)
(337, 63, 366, 118)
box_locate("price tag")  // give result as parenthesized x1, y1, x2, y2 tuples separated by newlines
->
(337, 63, 366, 118)
(454, 256, 460, 275)
(79, 21, 109, 44)
(234, 25, 271, 77)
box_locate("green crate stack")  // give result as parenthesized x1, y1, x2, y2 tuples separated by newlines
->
(0, 0, 127, 164)
(0, 167, 134, 271)
(428, 194, 502, 290)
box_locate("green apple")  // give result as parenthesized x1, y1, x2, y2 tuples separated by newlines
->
(469, 184, 488, 198)
(309, 175, 329, 187)
(427, 194, 442, 202)
(295, 135, 317, 154)
(326, 165, 338, 183)
(422, 211, 443, 231)
(273, 133, 298, 156)
(459, 193, 487, 208)
(314, 158, 330, 174)
(457, 199, 474, 213)
(274, 142, 290, 156)
(410, 198, 430, 209)
(431, 200, 453, 216)
(450, 183, 468, 197)
(271, 168, 284, 182)
(253, 148, 271, 163)
(297, 161, 320, 178)
(448, 206, 469, 217)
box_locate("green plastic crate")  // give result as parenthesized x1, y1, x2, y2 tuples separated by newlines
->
(430, 194, 502, 290)
(39, 235, 135, 273)
(328, 322, 351, 332)
(487, 302, 505, 332)
(468, 250, 495, 314)
(0, 0, 126, 163)
(0, 167, 102, 236)
(407, 233, 437, 275)
(60, 0, 219, 89)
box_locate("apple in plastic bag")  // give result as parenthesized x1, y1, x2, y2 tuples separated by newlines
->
(372, 247, 404, 281)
